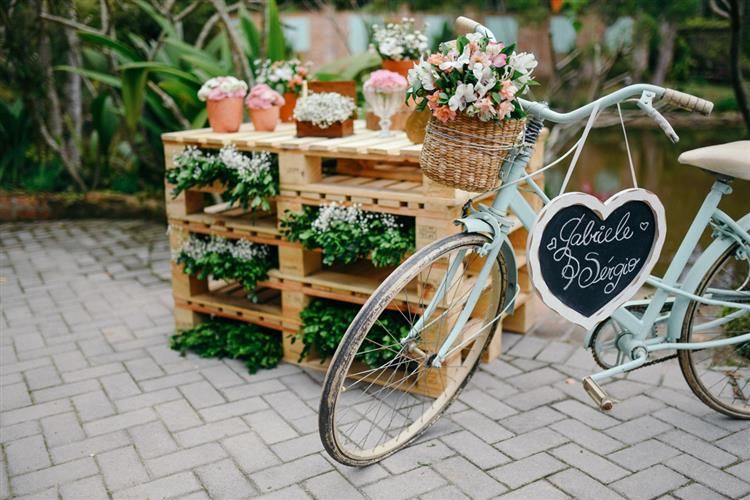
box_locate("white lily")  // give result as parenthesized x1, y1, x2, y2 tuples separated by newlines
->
(448, 82, 476, 111)
(439, 45, 471, 72)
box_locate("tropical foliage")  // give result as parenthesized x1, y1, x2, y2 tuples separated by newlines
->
(170, 319, 282, 374)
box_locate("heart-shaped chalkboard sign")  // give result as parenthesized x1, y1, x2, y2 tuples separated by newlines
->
(527, 188, 666, 329)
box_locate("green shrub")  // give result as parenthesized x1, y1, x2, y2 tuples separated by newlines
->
(170, 319, 282, 374)
(297, 298, 408, 369)
(280, 202, 415, 267)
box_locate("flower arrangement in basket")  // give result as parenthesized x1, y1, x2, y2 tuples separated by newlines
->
(293, 92, 357, 138)
(198, 76, 248, 133)
(255, 59, 312, 121)
(245, 84, 285, 132)
(371, 17, 429, 77)
(406, 33, 538, 192)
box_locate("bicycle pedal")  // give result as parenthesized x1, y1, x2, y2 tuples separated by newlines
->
(582, 377, 614, 412)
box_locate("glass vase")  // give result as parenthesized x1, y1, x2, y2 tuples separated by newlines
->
(364, 87, 406, 137)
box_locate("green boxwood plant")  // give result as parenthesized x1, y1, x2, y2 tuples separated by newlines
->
(165, 145, 278, 211)
(280, 202, 415, 267)
(170, 319, 282, 374)
(296, 298, 408, 369)
(174, 233, 275, 300)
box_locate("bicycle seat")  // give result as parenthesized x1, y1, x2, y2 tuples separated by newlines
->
(678, 141, 750, 181)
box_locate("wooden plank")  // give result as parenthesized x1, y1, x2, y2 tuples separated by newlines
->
(367, 137, 414, 156)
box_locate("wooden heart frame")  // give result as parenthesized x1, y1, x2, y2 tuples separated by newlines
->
(527, 188, 667, 330)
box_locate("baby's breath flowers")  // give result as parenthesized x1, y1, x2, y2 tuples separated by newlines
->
(165, 145, 278, 212)
(371, 18, 429, 61)
(173, 233, 275, 300)
(281, 202, 415, 267)
(293, 92, 356, 129)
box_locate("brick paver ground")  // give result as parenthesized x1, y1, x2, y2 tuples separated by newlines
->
(1, 220, 749, 500)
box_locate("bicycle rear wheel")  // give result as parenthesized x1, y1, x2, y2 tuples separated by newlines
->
(679, 230, 750, 418)
(319, 232, 508, 466)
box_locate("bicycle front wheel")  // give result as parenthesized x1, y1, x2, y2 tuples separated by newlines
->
(319, 232, 508, 466)
(679, 228, 750, 418)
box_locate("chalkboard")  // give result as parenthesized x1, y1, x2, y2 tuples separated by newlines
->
(528, 189, 666, 330)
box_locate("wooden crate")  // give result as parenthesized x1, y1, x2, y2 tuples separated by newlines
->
(163, 121, 548, 392)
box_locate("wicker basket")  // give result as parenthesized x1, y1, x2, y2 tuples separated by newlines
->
(420, 114, 526, 192)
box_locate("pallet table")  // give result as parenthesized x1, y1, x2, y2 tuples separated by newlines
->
(163, 120, 546, 396)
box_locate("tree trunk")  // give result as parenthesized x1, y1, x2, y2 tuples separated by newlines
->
(728, 0, 750, 135)
(631, 33, 650, 82)
(210, 0, 253, 84)
(63, 0, 83, 175)
(652, 20, 677, 85)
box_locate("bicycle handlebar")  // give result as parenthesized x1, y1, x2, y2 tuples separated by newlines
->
(453, 16, 714, 123)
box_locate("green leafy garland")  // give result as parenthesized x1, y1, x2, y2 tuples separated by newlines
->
(165, 145, 278, 211)
(170, 319, 282, 374)
(173, 233, 275, 300)
(280, 202, 415, 267)
(296, 298, 407, 369)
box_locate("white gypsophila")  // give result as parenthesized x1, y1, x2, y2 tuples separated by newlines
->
(380, 213, 400, 230)
(175, 234, 269, 263)
(293, 92, 356, 128)
(218, 145, 272, 183)
(173, 146, 204, 167)
(371, 17, 428, 61)
(312, 202, 365, 233)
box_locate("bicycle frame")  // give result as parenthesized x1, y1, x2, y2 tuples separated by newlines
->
(408, 88, 750, 377)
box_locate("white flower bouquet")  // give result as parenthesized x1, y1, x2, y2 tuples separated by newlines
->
(371, 18, 429, 62)
(255, 59, 311, 95)
(293, 92, 356, 137)
(408, 33, 538, 192)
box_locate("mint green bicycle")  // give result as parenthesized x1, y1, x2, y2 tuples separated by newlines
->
(319, 17, 749, 466)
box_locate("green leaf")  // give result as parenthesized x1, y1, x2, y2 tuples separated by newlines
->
(121, 67, 149, 132)
(54, 65, 121, 87)
(119, 62, 202, 84)
(266, 0, 286, 61)
(191, 108, 208, 129)
(91, 93, 118, 156)
(79, 31, 140, 62)
(180, 54, 228, 78)
(239, 5, 261, 58)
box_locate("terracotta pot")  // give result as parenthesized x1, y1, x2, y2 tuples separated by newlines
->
(280, 92, 297, 122)
(250, 106, 281, 132)
(206, 97, 244, 133)
(382, 59, 416, 79)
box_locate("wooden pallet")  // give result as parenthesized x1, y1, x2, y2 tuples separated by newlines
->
(165, 121, 548, 396)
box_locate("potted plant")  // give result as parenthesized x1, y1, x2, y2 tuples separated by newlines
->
(371, 18, 429, 78)
(255, 59, 311, 122)
(245, 84, 285, 132)
(198, 76, 248, 133)
(293, 92, 356, 138)
(363, 70, 408, 136)
(406, 33, 537, 192)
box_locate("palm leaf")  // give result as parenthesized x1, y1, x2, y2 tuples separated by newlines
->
(121, 67, 149, 132)
(119, 62, 202, 84)
(239, 5, 261, 58)
(79, 31, 140, 62)
(54, 65, 121, 87)
(266, 0, 286, 61)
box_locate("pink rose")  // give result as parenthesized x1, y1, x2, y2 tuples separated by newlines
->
(364, 70, 408, 93)
(245, 83, 285, 110)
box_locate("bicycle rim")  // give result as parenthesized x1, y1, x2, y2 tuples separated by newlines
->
(679, 235, 750, 418)
(319, 233, 507, 465)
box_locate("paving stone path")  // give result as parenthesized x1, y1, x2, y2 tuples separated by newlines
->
(1, 220, 749, 500)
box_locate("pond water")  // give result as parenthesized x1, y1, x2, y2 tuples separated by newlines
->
(542, 125, 749, 275)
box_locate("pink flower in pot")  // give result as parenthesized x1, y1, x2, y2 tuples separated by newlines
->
(198, 76, 248, 133)
(246, 84, 285, 132)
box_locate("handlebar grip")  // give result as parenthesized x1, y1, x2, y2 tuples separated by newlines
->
(455, 16, 480, 35)
(662, 89, 714, 116)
